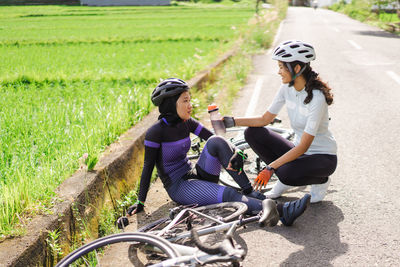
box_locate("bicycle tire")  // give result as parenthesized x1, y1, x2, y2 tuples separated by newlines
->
(56, 232, 179, 267)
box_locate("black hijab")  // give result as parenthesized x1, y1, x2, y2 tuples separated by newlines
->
(158, 91, 186, 126)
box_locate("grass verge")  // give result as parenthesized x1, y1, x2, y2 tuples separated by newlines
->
(329, 0, 400, 34)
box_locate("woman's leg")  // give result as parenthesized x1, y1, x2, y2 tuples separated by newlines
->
(245, 127, 337, 186)
(244, 127, 294, 164)
(168, 177, 311, 225)
(167, 178, 262, 214)
(196, 135, 254, 193)
(277, 154, 337, 186)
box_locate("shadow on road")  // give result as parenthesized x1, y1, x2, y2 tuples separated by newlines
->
(134, 201, 177, 230)
(275, 201, 348, 266)
(354, 30, 400, 39)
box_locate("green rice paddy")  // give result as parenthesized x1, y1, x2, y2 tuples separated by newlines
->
(0, 1, 257, 235)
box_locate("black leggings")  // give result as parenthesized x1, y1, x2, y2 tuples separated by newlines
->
(196, 135, 252, 192)
(244, 127, 337, 186)
(168, 135, 262, 214)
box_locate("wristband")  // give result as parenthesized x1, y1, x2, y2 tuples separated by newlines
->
(266, 165, 275, 172)
(136, 200, 145, 206)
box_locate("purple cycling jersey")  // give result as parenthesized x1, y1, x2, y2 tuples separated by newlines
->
(137, 118, 213, 202)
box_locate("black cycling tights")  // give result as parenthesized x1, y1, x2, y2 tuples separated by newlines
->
(244, 127, 337, 186)
(169, 135, 261, 214)
(196, 135, 253, 192)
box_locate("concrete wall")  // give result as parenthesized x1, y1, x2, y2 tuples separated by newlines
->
(81, 0, 170, 6)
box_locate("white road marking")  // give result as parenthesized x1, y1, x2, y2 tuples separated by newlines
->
(348, 40, 362, 50)
(386, 71, 400, 86)
(245, 77, 264, 116)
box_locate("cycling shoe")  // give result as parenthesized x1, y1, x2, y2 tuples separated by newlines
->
(258, 199, 279, 227)
(280, 194, 311, 226)
(246, 190, 266, 200)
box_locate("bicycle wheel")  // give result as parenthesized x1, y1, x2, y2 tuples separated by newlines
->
(56, 232, 179, 267)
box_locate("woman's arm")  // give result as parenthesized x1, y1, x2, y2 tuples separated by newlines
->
(269, 132, 314, 170)
(234, 111, 277, 127)
(137, 145, 158, 203)
(188, 118, 213, 140)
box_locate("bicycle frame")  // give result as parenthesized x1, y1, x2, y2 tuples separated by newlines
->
(141, 206, 263, 266)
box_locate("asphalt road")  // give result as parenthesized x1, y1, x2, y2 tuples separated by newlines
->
(232, 6, 400, 266)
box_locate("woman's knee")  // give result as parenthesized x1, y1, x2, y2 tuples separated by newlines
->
(205, 135, 230, 154)
(278, 176, 296, 186)
(244, 127, 267, 142)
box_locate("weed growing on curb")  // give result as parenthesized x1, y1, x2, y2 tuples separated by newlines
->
(46, 229, 63, 266)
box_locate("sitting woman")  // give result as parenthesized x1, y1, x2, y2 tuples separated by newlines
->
(223, 40, 337, 203)
(126, 78, 310, 226)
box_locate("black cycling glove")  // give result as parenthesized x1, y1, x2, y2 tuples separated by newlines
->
(127, 201, 144, 216)
(229, 150, 248, 173)
(223, 116, 235, 128)
(116, 216, 129, 229)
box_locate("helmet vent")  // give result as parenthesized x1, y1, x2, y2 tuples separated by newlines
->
(305, 54, 314, 58)
(282, 54, 292, 58)
(303, 44, 313, 49)
(290, 44, 300, 49)
(298, 50, 309, 54)
(275, 49, 285, 56)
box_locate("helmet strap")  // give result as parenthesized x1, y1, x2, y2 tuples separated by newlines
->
(286, 62, 308, 83)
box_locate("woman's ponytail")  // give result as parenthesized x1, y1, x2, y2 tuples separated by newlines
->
(302, 65, 334, 105)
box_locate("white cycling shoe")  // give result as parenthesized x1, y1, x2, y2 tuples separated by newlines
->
(310, 177, 331, 203)
(264, 180, 293, 199)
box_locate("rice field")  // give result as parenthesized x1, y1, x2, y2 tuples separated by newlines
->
(0, 1, 256, 236)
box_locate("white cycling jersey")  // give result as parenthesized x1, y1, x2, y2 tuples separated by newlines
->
(268, 84, 337, 155)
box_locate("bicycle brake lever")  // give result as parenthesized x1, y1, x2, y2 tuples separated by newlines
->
(270, 117, 282, 125)
(191, 142, 201, 153)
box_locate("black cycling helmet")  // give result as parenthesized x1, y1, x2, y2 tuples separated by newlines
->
(151, 78, 189, 106)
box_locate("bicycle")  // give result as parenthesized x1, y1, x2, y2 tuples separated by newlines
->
(187, 119, 294, 191)
(56, 200, 279, 267)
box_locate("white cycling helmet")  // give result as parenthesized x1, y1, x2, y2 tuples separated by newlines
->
(272, 40, 316, 83)
(272, 40, 316, 63)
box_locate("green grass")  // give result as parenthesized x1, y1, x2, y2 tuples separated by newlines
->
(0, 1, 256, 236)
(329, 0, 400, 33)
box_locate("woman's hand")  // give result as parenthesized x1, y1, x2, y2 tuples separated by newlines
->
(253, 166, 275, 191)
(227, 150, 247, 174)
(127, 201, 144, 216)
(223, 116, 235, 128)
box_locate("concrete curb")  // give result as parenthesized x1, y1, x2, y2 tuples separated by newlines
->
(0, 45, 238, 267)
